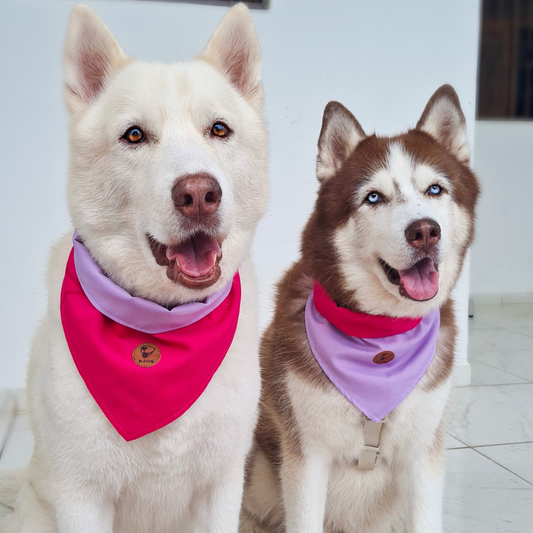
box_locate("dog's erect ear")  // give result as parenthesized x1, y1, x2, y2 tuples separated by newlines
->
(416, 85, 470, 165)
(316, 101, 366, 182)
(199, 4, 262, 108)
(64, 4, 128, 114)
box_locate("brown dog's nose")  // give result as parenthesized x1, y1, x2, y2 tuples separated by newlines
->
(405, 218, 441, 251)
(172, 174, 222, 218)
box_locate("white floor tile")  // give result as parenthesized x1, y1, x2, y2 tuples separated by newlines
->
(448, 384, 533, 446)
(470, 303, 533, 330)
(469, 350, 533, 382)
(475, 442, 533, 485)
(443, 448, 533, 533)
(445, 434, 468, 449)
(0, 413, 34, 466)
(468, 328, 533, 352)
(468, 319, 497, 330)
(468, 360, 529, 386)
(507, 327, 533, 338)
(501, 293, 533, 305)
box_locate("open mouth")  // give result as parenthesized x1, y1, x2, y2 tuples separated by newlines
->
(379, 257, 439, 302)
(148, 232, 223, 289)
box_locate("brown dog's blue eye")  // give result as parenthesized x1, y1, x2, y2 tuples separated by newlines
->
(366, 192, 381, 204)
(123, 127, 145, 144)
(211, 122, 230, 138)
(428, 184, 442, 195)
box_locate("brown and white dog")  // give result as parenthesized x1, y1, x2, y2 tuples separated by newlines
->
(240, 86, 479, 533)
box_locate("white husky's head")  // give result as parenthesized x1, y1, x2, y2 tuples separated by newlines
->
(64, 4, 268, 305)
(301, 86, 480, 318)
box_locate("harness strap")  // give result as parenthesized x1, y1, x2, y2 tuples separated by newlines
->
(357, 416, 387, 470)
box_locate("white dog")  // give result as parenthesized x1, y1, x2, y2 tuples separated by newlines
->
(0, 4, 268, 532)
(241, 87, 479, 532)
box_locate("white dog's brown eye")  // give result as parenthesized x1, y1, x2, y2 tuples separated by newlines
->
(123, 127, 145, 144)
(211, 122, 230, 138)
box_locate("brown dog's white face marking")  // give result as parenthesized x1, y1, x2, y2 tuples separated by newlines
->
(302, 87, 479, 318)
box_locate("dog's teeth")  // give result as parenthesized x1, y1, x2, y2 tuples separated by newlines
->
(213, 252, 217, 264)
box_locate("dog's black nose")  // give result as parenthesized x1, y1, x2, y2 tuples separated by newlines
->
(405, 218, 441, 252)
(172, 174, 222, 219)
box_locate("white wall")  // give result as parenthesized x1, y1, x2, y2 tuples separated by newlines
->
(471, 121, 533, 297)
(0, 0, 481, 389)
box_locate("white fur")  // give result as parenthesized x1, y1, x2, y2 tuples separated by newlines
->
(0, 4, 267, 532)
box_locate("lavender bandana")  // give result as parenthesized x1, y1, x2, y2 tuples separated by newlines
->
(305, 290, 440, 422)
(72, 233, 232, 334)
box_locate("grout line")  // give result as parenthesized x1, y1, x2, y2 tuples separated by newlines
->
(471, 441, 533, 449)
(447, 434, 533, 450)
(446, 433, 469, 446)
(509, 329, 533, 340)
(466, 359, 533, 384)
(467, 358, 531, 383)
(0, 403, 17, 463)
(456, 382, 533, 388)
(468, 350, 533, 383)
(471, 447, 533, 487)
(468, 325, 533, 337)
(445, 433, 469, 449)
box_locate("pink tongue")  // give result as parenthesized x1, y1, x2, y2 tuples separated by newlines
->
(166, 234, 221, 278)
(399, 257, 439, 301)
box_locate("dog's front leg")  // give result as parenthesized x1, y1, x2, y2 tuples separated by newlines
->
(54, 489, 115, 533)
(405, 451, 444, 533)
(280, 449, 330, 533)
(195, 458, 248, 533)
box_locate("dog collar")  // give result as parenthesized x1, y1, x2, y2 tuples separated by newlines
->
(73, 232, 232, 334)
(305, 286, 439, 422)
(61, 235, 240, 441)
(313, 282, 422, 338)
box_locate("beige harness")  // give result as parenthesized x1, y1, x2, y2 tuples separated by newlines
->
(357, 416, 387, 470)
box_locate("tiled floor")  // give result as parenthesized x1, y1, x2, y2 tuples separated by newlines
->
(0, 302, 532, 531)
(444, 302, 533, 532)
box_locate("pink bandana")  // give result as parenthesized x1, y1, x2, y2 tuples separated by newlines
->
(305, 283, 439, 422)
(60, 235, 241, 441)
(313, 282, 422, 337)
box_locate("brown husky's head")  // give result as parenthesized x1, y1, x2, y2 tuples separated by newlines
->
(302, 85, 480, 318)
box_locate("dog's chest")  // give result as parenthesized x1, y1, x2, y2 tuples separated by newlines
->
(287, 357, 449, 458)
(285, 363, 450, 531)
(31, 254, 261, 529)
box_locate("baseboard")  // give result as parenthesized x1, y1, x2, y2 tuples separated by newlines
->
(471, 292, 533, 305)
